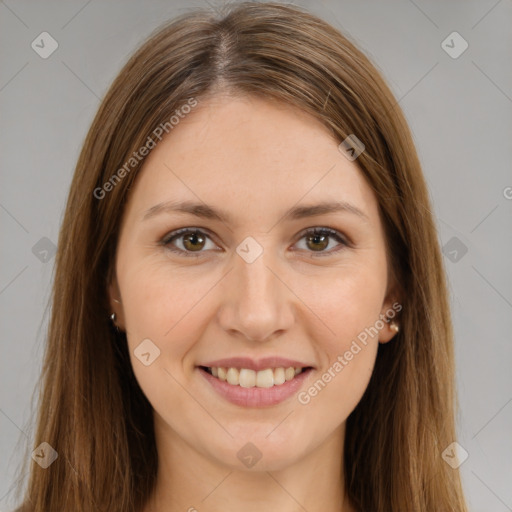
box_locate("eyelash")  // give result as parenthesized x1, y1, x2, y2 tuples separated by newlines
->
(160, 227, 349, 258)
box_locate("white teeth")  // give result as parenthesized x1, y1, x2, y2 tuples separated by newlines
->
(273, 367, 286, 385)
(239, 369, 256, 388)
(226, 367, 239, 385)
(285, 367, 296, 381)
(206, 366, 306, 388)
(256, 368, 274, 388)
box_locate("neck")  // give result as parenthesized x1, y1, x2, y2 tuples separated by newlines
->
(143, 415, 356, 512)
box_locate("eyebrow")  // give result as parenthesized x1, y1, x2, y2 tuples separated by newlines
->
(142, 199, 369, 224)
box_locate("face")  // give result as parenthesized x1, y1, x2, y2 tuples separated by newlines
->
(109, 93, 399, 472)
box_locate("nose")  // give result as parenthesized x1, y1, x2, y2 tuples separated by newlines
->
(217, 249, 295, 342)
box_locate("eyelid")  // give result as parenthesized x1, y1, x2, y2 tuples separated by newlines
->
(295, 226, 350, 246)
(160, 227, 220, 256)
(291, 226, 350, 257)
(161, 227, 216, 245)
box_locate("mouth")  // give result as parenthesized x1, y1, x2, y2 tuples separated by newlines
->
(198, 365, 313, 388)
(196, 364, 314, 407)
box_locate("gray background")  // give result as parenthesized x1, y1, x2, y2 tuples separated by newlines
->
(1, 1, 511, 510)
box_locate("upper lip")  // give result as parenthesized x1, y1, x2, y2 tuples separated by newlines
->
(198, 357, 314, 372)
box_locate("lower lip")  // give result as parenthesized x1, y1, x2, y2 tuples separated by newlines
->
(197, 367, 313, 407)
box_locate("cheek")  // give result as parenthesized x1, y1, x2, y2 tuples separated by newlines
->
(119, 260, 221, 386)
(305, 259, 387, 352)
(121, 258, 216, 341)
(295, 261, 386, 409)
(296, 311, 380, 426)
(119, 264, 221, 419)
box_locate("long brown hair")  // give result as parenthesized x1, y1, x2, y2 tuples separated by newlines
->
(14, 2, 467, 511)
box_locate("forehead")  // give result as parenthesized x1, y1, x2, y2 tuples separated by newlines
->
(124, 94, 380, 228)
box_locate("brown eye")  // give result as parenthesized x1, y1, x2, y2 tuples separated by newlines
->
(306, 232, 329, 251)
(162, 228, 215, 256)
(294, 227, 348, 256)
(182, 231, 206, 251)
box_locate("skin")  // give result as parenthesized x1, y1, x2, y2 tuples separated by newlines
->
(109, 93, 399, 512)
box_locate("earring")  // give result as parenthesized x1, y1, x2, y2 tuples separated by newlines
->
(110, 312, 120, 332)
(385, 315, 400, 333)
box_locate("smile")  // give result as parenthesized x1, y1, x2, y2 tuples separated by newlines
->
(200, 365, 310, 388)
(197, 365, 314, 407)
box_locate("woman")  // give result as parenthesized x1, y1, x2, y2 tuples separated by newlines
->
(14, 2, 467, 511)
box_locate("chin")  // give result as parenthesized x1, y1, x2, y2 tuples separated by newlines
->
(203, 430, 310, 472)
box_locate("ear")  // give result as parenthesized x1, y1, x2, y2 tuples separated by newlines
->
(378, 285, 402, 344)
(107, 273, 125, 331)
